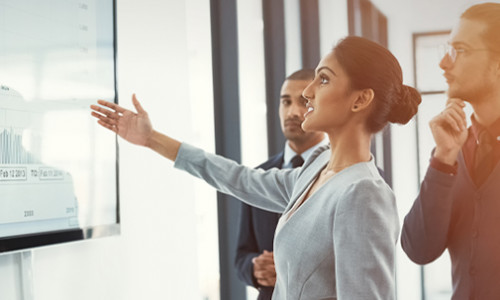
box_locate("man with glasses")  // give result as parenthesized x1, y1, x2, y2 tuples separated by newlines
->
(402, 3, 500, 299)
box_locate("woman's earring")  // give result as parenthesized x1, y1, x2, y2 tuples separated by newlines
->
(353, 105, 358, 109)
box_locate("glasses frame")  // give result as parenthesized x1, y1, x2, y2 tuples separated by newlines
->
(442, 43, 500, 63)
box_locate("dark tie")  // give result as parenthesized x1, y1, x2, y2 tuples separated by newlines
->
(474, 130, 494, 186)
(291, 155, 304, 168)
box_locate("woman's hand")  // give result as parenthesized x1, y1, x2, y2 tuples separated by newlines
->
(429, 98, 468, 165)
(91, 94, 181, 161)
(91, 94, 153, 147)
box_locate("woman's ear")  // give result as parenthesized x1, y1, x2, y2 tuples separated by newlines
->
(352, 88, 374, 112)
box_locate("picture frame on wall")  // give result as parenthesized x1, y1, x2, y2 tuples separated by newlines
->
(412, 30, 451, 94)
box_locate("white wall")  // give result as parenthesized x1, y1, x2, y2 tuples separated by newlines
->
(284, 0, 302, 75)
(0, 1, 211, 299)
(318, 0, 349, 57)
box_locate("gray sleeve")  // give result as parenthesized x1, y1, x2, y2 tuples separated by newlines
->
(174, 143, 298, 212)
(334, 179, 399, 300)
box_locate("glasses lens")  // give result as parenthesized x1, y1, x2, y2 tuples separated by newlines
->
(446, 44, 456, 62)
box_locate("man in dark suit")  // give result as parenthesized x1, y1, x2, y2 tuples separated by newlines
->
(234, 69, 327, 299)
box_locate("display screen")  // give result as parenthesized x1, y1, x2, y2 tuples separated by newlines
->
(0, 0, 119, 253)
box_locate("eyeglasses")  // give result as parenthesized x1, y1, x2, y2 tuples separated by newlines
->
(441, 44, 500, 63)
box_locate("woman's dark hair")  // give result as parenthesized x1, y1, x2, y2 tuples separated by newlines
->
(333, 36, 421, 133)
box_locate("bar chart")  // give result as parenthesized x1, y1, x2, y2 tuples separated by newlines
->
(0, 127, 38, 165)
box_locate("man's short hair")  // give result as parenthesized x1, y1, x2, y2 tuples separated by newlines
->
(286, 69, 315, 81)
(461, 2, 500, 54)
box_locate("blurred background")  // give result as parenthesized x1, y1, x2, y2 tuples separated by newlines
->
(0, 0, 492, 299)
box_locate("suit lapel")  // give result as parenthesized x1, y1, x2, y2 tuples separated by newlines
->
(284, 149, 330, 213)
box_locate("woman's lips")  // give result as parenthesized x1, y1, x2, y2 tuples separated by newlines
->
(305, 103, 314, 118)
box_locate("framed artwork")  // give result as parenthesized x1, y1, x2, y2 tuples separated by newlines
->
(413, 31, 451, 94)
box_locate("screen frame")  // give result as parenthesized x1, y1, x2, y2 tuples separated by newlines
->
(0, 0, 121, 254)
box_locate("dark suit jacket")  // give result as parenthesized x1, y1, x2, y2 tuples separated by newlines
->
(235, 152, 283, 300)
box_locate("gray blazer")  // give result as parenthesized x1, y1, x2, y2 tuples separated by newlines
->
(175, 143, 399, 300)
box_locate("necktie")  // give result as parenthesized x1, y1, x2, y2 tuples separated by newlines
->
(291, 155, 304, 168)
(473, 130, 494, 186)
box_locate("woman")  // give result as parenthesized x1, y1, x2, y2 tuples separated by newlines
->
(91, 36, 421, 299)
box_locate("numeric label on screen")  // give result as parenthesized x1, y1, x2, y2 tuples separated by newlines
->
(0, 167, 27, 181)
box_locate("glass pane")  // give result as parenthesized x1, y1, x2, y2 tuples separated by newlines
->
(284, 0, 302, 75)
(236, 1, 268, 298)
(236, 0, 268, 167)
(186, 0, 220, 299)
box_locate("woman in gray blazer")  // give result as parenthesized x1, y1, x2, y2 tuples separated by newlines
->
(91, 36, 421, 299)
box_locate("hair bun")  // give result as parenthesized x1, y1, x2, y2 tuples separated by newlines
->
(388, 85, 421, 124)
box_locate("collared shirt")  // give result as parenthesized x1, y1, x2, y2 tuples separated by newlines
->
(282, 137, 329, 169)
(430, 114, 500, 178)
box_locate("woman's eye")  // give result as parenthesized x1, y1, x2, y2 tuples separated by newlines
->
(320, 76, 328, 84)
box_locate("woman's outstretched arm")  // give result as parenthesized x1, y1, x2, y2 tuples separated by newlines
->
(90, 94, 181, 161)
(91, 93, 295, 212)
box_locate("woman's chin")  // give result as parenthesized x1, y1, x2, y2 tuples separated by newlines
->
(301, 120, 313, 132)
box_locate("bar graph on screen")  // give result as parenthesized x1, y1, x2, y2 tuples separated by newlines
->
(0, 0, 118, 253)
(0, 127, 38, 165)
(0, 89, 79, 237)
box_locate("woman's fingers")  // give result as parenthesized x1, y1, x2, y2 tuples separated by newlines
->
(97, 120, 118, 133)
(91, 110, 118, 133)
(132, 93, 146, 114)
(90, 111, 117, 126)
(97, 99, 127, 114)
(90, 104, 121, 120)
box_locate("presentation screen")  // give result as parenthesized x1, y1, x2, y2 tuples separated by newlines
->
(0, 0, 119, 253)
